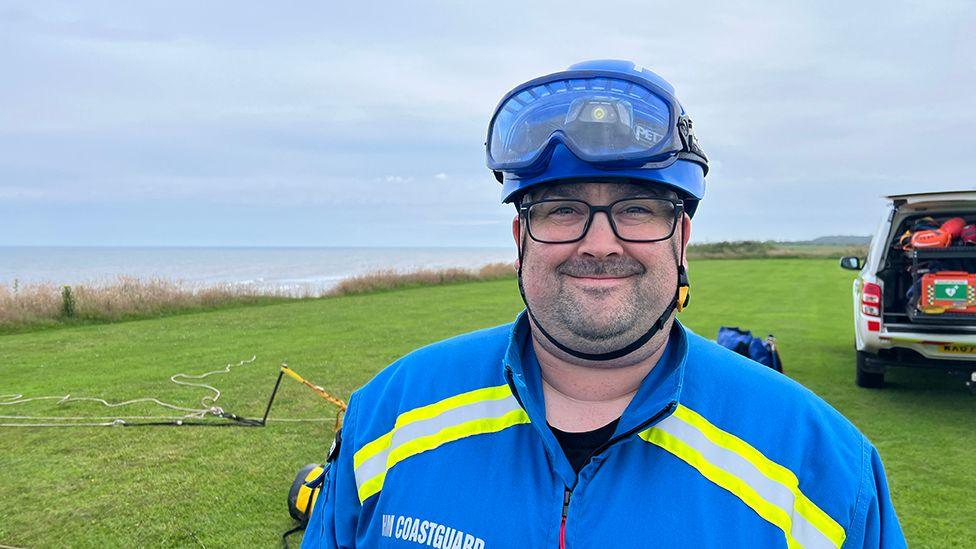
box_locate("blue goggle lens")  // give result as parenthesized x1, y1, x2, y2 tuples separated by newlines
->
(489, 77, 674, 168)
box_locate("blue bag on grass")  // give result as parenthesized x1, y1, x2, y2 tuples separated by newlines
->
(717, 326, 783, 372)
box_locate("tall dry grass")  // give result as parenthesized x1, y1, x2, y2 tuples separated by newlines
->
(0, 264, 517, 333)
(0, 276, 293, 332)
(326, 262, 515, 296)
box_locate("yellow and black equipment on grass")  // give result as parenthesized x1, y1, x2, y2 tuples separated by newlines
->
(280, 364, 347, 547)
(287, 463, 325, 525)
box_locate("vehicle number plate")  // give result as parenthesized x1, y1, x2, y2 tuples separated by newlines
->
(940, 343, 976, 354)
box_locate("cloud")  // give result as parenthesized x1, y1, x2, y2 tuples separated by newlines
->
(430, 219, 503, 226)
(1, 0, 974, 245)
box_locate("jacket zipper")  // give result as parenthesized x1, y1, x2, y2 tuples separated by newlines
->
(559, 486, 572, 548)
(506, 366, 677, 548)
(588, 400, 677, 460)
(558, 401, 677, 548)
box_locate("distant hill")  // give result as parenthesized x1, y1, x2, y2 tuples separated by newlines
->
(781, 235, 872, 246)
(688, 238, 869, 259)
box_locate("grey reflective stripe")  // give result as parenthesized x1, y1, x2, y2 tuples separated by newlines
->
(354, 394, 523, 493)
(654, 414, 837, 549)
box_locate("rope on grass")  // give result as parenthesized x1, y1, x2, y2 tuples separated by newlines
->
(0, 356, 327, 427)
(0, 420, 124, 427)
(0, 415, 330, 427)
(0, 415, 329, 421)
(0, 355, 257, 419)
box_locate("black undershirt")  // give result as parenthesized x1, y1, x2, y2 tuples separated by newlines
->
(549, 418, 620, 473)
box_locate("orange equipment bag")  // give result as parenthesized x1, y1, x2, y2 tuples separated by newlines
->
(901, 217, 967, 250)
(911, 229, 953, 249)
(919, 271, 976, 314)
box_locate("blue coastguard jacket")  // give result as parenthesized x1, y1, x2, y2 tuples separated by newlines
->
(303, 312, 905, 548)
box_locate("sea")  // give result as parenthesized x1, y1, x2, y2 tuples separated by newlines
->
(0, 246, 516, 296)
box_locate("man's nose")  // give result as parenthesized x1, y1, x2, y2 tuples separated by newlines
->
(577, 211, 624, 258)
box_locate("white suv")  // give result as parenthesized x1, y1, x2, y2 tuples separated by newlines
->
(841, 190, 976, 392)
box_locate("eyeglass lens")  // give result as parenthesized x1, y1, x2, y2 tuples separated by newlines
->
(527, 199, 677, 243)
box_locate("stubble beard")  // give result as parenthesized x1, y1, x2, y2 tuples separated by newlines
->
(522, 239, 679, 357)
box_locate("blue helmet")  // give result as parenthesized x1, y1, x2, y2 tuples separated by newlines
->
(486, 60, 708, 216)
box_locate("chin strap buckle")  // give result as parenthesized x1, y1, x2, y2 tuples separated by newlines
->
(676, 265, 690, 313)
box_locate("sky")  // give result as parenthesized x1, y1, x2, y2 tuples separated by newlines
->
(1, 1, 974, 247)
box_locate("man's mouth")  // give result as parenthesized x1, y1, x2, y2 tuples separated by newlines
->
(567, 274, 631, 279)
(565, 273, 634, 285)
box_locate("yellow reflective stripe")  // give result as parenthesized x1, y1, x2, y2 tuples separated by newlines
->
(357, 471, 386, 504)
(353, 384, 514, 469)
(641, 427, 803, 549)
(354, 431, 394, 470)
(396, 385, 516, 426)
(672, 406, 845, 547)
(357, 408, 530, 502)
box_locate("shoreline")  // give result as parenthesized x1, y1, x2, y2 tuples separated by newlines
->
(0, 246, 518, 292)
(0, 263, 516, 335)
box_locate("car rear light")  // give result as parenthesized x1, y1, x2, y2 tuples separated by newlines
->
(867, 320, 880, 332)
(862, 282, 882, 317)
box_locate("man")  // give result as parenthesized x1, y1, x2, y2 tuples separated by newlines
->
(302, 60, 905, 548)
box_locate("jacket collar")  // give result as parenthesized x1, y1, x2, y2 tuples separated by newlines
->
(503, 310, 687, 485)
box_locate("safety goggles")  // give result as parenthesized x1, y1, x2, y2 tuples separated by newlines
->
(487, 72, 708, 174)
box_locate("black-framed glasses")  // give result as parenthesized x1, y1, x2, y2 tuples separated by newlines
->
(520, 197, 683, 244)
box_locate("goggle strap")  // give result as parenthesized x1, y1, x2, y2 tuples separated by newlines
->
(524, 288, 678, 362)
(677, 115, 708, 169)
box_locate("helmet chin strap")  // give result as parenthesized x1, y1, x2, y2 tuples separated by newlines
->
(516, 219, 689, 363)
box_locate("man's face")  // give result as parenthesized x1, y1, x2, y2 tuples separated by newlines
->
(513, 181, 691, 362)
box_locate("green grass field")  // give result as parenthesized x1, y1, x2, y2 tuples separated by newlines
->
(1, 259, 973, 547)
